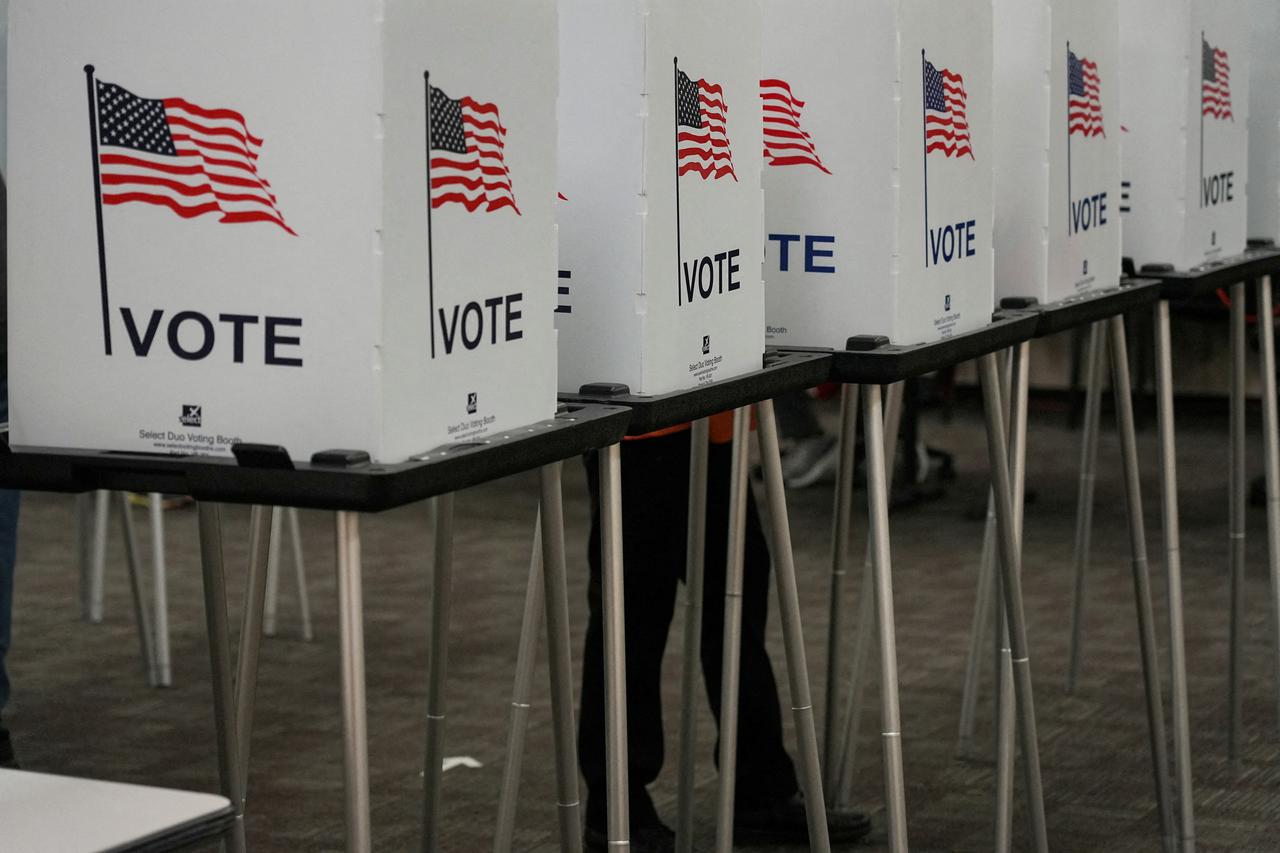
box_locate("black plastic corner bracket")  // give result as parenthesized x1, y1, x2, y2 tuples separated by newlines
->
(845, 335, 891, 352)
(1140, 262, 1176, 274)
(999, 296, 1039, 310)
(310, 449, 372, 468)
(1248, 237, 1278, 249)
(579, 382, 631, 397)
(231, 443, 295, 470)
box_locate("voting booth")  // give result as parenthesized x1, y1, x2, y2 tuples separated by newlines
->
(761, 0, 993, 349)
(7, 0, 559, 463)
(1120, 0, 1251, 270)
(993, 0, 1121, 303)
(1247, 0, 1280, 242)
(556, 0, 765, 396)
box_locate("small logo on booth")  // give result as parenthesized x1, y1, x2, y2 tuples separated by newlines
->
(702, 335, 712, 355)
(467, 393, 478, 415)
(180, 405, 203, 427)
(944, 294, 952, 312)
(1083, 260, 1089, 276)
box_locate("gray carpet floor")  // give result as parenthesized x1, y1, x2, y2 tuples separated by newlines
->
(3, 396, 1280, 851)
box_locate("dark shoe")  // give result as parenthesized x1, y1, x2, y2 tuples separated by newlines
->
(585, 820, 675, 853)
(0, 723, 17, 769)
(735, 793, 871, 845)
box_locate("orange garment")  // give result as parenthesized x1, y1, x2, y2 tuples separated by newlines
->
(624, 409, 753, 445)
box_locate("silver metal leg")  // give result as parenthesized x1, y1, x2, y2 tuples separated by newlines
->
(994, 342, 1030, 852)
(835, 381, 904, 807)
(676, 418, 711, 853)
(288, 508, 314, 642)
(493, 515, 545, 853)
(146, 494, 172, 688)
(89, 490, 109, 624)
(1067, 322, 1108, 693)
(1107, 315, 1177, 851)
(336, 510, 372, 853)
(714, 408, 752, 853)
(76, 493, 93, 621)
(1155, 299, 1197, 852)
(977, 354, 1049, 853)
(116, 492, 158, 687)
(598, 444, 630, 851)
(1229, 282, 1247, 772)
(264, 507, 283, 638)
(757, 400, 832, 852)
(539, 463, 586, 853)
(824, 385, 859, 786)
(234, 507, 274, 794)
(861, 384, 909, 853)
(196, 503, 248, 853)
(1257, 276, 1280, 742)
(422, 495, 456, 853)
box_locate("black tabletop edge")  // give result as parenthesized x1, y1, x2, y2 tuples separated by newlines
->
(1147, 248, 1280, 298)
(778, 312, 1039, 385)
(0, 404, 632, 513)
(1015, 277, 1164, 337)
(559, 350, 833, 435)
(113, 807, 237, 853)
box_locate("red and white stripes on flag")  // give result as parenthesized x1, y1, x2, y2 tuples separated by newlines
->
(1068, 49, 1105, 138)
(1202, 39, 1232, 121)
(676, 69, 737, 181)
(760, 79, 830, 174)
(923, 59, 973, 159)
(428, 84, 520, 215)
(93, 79, 295, 235)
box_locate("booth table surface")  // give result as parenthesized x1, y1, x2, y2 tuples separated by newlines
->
(0, 404, 632, 513)
(0, 768, 233, 852)
(1012, 278, 1164, 338)
(1146, 247, 1280, 299)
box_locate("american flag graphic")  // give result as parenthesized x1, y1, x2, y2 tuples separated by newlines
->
(1202, 38, 1232, 120)
(760, 78, 830, 174)
(1068, 50, 1105, 138)
(93, 78, 294, 235)
(429, 84, 520, 214)
(677, 69, 737, 181)
(924, 59, 973, 159)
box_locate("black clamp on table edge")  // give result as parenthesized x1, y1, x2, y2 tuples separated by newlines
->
(778, 310, 1039, 386)
(560, 349, 833, 436)
(1137, 244, 1280, 300)
(999, 276, 1164, 338)
(0, 403, 632, 513)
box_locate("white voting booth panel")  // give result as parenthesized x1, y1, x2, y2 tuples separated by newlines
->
(8, 0, 558, 463)
(1247, 0, 1280, 242)
(556, 0, 765, 396)
(1120, 0, 1250, 270)
(993, 0, 1121, 304)
(762, 0, 993, 349)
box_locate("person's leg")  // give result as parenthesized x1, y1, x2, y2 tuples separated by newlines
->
(697, 441, 800, 807)
(579, 433, 688, 833)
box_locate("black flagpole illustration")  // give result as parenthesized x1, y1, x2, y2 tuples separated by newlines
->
(922, 50, 930, 269)
(84, 64, 112, 356)
(425, 71, 437, 358)
(674, 57, 684, 307)
(1067, 41, 1073, 236)
(1199, 32, 1205, 208)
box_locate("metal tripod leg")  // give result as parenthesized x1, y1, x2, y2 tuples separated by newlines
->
(994, 342, 1030, 853)
(540, 463, 586, 853)
(264, 508, 283, 638)
(977, 354, 1049, 853)
(1229, 282, 1246, 772)
(824, 385, 859, 786)
(714, 408, 752, 853)
(336, 510, 372, 853)
(288, 508, 314, 642)
(835, 381, 904, 807)
(196, 503, 247, 853)
(76, 493, 93, 621)
(147, 494, 172, 688)
(89, 490, 109, 624)
(758, 399, 832, 852)
(116, 492, 158, 687)
(1155, 299, 1196, 852)
(1107, 315, 1177, 851)
(234, 507, 274, 796)
(423, 495, 456, 853)
(676, 418, 711, 853)
(1067, 322, 1108, 692)
(862, 384, 908, 853)
(493, 514, 545, 853)
(599, 443, 630, 851)
(1257, 275, 1280, 745)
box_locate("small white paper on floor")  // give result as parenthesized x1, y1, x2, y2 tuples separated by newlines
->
(420, 757, 484, 776)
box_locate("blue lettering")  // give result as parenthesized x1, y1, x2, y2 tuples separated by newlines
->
(1070, 193, 1109, 234)
(168, 311, 214, 361)
(928, 220, 977, 266)
(804, 235, 836, 273)
(120, 308, 163, 356)
(1201, 171, 1235, 207)
(767, 233, 801, 271)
